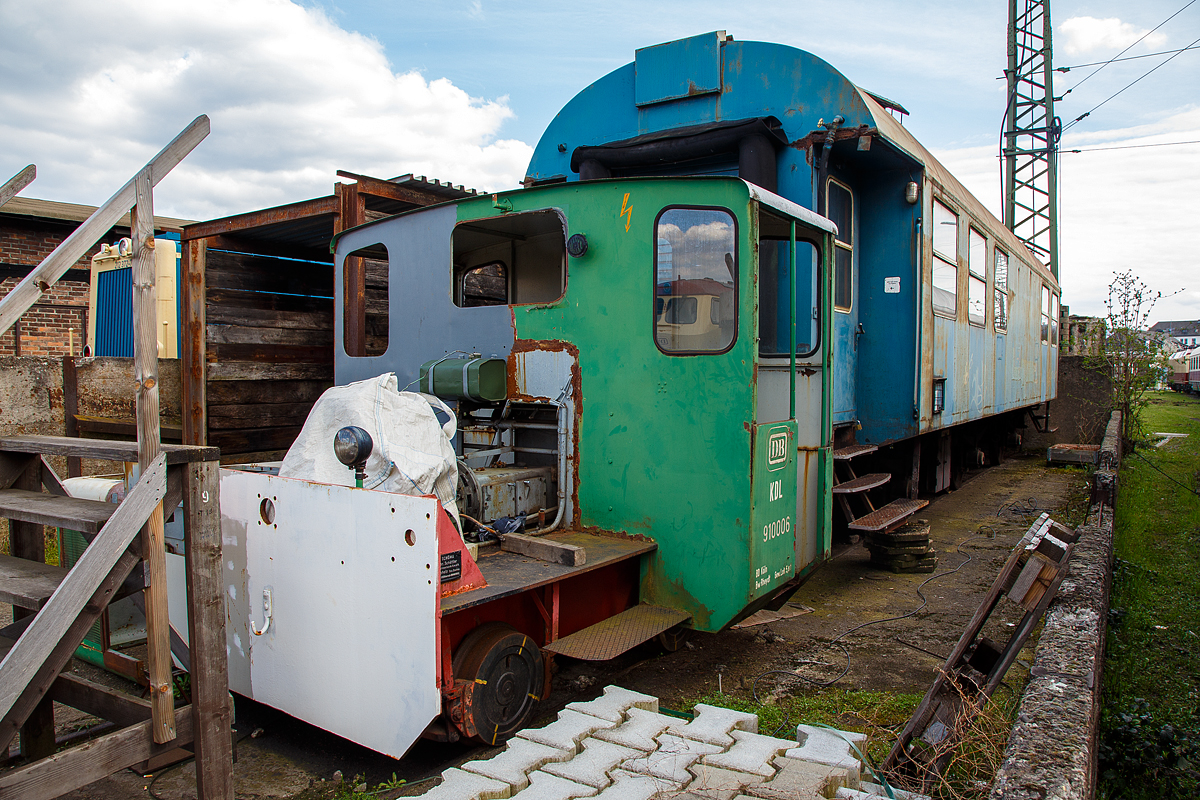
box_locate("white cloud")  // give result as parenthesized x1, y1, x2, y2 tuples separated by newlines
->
(0, 0, 533, 221)
(932, 105, 1200, 323)
(1059, 16, 1167, 57)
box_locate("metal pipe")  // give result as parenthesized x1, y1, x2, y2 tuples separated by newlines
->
(789, 220, 797, 419)
(528, 386, 571, 536)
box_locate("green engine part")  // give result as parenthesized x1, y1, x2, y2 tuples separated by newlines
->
(419, 357, 507, 403)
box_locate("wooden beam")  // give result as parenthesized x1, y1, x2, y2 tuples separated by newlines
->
(46, 673, 151, 727)
(0, 546, 143, 754)
(181, 238, 208, 446)
(501, 534, 586, 567)
(184, 461, 234, 799)
(131, 178, 176, 745)
(0, 436, 218, 465)
(0, 454, 166, 730)
(336, 182, 366, 357)
(180, 195, 339, 241)
(0, 116, 209, 338)
(0, 705, 194, 800)
(0, 165, 35, 210)
(336, 169, 450, 207)
(72, 415, 184, 442)
(61, 357, 82, 477)
(0, 453, 37, 491)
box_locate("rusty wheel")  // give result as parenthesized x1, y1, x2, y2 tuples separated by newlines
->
(452, 623, 543, 745)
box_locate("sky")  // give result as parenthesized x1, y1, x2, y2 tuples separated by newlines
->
(1, 0, 1197, 322)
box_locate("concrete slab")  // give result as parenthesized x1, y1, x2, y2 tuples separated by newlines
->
(785, 725, 865, 773)
(592, 707, 678, 752)
(566, 685, 659, 723)
(519, 709, 618, 754)
(461, 738, 572, 793)
(590, 768, 679, 800)
(421, 768, 512, 800)
(668, 704, 758, 747)
(621, 734, 723, 784)
(745, 756, 856, 799)
(541, 737, 640, 789)
(508, 770, 596, 800)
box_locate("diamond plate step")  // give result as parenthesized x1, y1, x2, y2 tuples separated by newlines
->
(832, 445, 877, 461)
(543, 604, 690, 661)
(847, 499, 929, 533)
(832, 473, 890, 494)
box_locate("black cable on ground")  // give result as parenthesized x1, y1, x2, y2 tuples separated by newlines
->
(750, 527, 998, 737)
(1129, 448, 1200, 498)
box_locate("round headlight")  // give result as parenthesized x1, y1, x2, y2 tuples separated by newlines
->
(333, 426, 374, 468)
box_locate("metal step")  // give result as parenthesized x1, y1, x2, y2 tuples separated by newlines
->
(833, 473, 891, 494)
(848, 498, 930, 533)
(0, 554, 68, 611)
(833, 444, 878, 461)
(543, 604, 690, 661)
(0, 489, 116, 534)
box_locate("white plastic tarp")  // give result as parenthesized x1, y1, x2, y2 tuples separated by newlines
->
(279, 373, 461, 529)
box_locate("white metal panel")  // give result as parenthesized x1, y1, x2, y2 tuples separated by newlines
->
(220, 470, 440, 759)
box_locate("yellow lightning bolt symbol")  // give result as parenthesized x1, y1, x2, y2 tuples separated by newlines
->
(620, 192, 633, 232)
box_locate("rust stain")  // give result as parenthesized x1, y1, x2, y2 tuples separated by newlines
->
(506, 338, 584, 525)
(577, 524, 655, 544)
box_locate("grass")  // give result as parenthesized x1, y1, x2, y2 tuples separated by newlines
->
(1099, 391, 1200, 798)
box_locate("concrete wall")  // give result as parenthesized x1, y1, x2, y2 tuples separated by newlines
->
(0, 355, 181, 470)
(990, 411, 1121, 799)
(1025, 355, 1113, 449)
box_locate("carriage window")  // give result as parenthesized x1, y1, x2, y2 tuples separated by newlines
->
(1050, 292, 1059, 346)
(1041, 285, 1051, 343)
(827, 180, 853, 312)
(932, 199, 958, 317)
(967, 228, 986, 326)
(452, 210, 564, 307)
(344, 243, 389, 356)
(758, 208, 820, 358)
(994, 249, 1009, 332)
(654, 207, 736, 354)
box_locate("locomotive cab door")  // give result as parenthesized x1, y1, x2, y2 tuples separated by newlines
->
(752, 198, 835, 592)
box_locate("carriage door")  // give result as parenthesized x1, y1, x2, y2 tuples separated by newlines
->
(827, 179, 857, 426)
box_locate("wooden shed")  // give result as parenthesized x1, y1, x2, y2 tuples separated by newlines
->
(179, 171, 474, 460)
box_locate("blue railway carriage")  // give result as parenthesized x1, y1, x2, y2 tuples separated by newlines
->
(525, 31, 1059, 507)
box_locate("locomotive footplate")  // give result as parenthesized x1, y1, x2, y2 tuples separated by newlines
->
(440, 530, 656, 614)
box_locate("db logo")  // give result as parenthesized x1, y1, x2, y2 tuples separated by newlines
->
(767, 429, 789, 471)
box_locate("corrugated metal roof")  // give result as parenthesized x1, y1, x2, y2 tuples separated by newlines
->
(0, 195, 194, 232)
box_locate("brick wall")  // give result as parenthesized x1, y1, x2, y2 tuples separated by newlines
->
(0, 218, 96, 357)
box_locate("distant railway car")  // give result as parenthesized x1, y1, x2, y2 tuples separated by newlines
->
(205, 32, 1061, 756)
(1170, 347, 1200, 392)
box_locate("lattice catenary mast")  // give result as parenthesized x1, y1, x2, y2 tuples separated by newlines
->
(1004, 0, 1060, 278)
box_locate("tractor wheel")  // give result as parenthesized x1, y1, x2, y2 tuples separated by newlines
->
(452, 623, 543, 745)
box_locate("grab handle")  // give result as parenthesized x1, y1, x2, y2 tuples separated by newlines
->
(250, 587, 273, 636)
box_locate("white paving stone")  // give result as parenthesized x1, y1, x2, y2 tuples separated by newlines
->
(621, 733, 723, 784)
(837, 782, 930, 800)
(592, 707, 678, 752)
(784, 724, 866, 772)
(420, 768, 511, 800)
(519, 709, 618, 754)
(687, 762, 765, 794)
(745, 756, 856, 800)
(566, 685, 659, 722)
(542, 737, 641, 789)
(462, 738, 573, 792)
(589, 769, 679, 800)
(702, 730, 796, 778)
(508, 770, 596, 800)
(668, 704, 758, 747)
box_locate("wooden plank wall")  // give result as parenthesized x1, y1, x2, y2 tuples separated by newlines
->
(203, 249, 333, 458)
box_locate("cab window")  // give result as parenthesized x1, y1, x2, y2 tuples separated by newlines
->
(654, 207, 737, 354)
(452, 210, 564, 306)
(758, 207, 820, 358)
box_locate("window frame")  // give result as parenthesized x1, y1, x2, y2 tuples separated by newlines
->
(652, 204, 739, 357)
(931, 197, 959, 319)
(756, 205, 824, 361)
(966, 227, 987, 327)
(450, 208, 567, 309)
(826, 178, 854, 314)
(1041, 284, 1051, 344)
(993, 247, 1009, 333)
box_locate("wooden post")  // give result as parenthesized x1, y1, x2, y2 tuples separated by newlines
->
(62, 357, 82, 477)
(180, 238, 207, 446)
(336, 182, 366, 357)
(11, 462, 55, 761)
(131, 171, 176, 744)
(184, 460, 234, 799)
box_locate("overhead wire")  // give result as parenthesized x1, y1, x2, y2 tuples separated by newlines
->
(1062, 138, 1200, 153)
(1063, 32, 1200, 132)
(1062, 0, 1197, 97)
(1057, 42, 1200, 71)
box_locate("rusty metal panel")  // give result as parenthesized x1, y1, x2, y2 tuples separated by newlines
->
(543, 604, 689, 660)
(634, 31, 724, 107)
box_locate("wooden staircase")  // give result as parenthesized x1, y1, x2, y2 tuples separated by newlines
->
(833, 444, 928, 534)
(0, 437, 231, 799)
